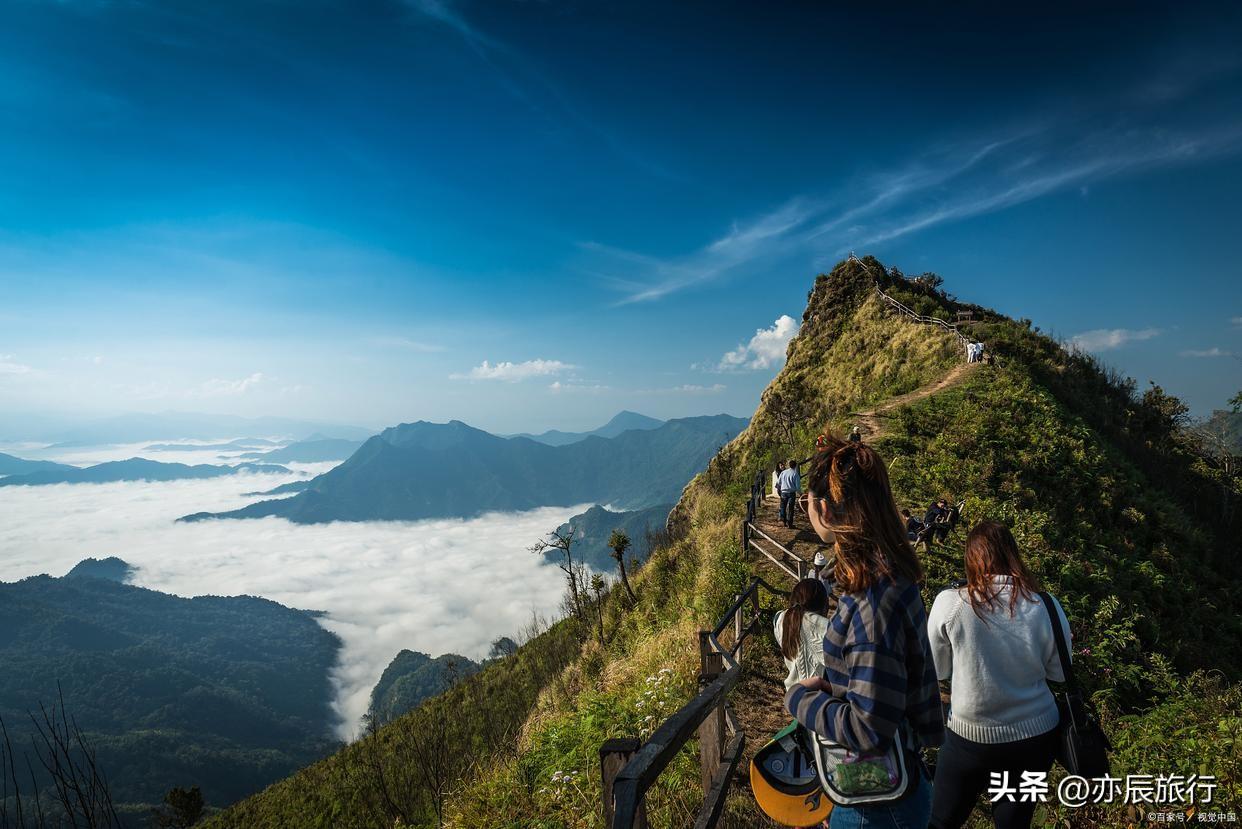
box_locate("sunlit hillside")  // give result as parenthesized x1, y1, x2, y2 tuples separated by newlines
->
(207, 256, 1242, 828)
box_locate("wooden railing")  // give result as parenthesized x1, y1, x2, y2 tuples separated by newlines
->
(874, 285, 970, 348)
(743, 471, 810, 581)
(600, 472, 795, 829)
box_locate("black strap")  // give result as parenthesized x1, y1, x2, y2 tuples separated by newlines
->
(1037, 591, 1076, 689)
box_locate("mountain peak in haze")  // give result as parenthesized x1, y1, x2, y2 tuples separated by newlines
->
(512, 410, 664, 447)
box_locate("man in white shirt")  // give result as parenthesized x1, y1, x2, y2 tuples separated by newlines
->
(777, 459, 800, 528)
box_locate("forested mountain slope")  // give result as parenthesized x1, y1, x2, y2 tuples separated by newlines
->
(0, 564, 342, 823)
(208, 256, 1241, 827)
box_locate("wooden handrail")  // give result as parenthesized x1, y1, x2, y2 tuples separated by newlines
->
(874, 285, 970, 348)
(610, 666, 742, 829)
(746, 523, 802, 564)
(604, 472, 800, 829)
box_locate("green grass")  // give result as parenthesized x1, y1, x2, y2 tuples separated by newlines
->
(213, 255, 1242, 826)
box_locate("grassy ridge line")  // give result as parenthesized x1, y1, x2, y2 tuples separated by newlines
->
(446, 258, 963, 826)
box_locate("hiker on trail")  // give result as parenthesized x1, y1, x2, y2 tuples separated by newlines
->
(849, 425, 862, 443)
(790, 432, 943, 826)
(777, 459, 801, 529)
(772, 461, 785, 500)
(926, 521, 1072, 829)
(901, 508, 926, 542)
(774, 578, 831, 691)
(924, 498, 952, 544)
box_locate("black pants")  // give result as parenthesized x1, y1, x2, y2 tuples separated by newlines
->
(929, 727, 1058, 829)
(779, 492, 796, 526)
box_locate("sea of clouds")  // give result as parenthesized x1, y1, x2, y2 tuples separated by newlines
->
(0, 457, 579, 739)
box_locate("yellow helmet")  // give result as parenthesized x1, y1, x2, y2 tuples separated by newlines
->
(750, 722, 832, 826)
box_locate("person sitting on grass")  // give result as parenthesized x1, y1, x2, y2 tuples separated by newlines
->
(774, 577, 832, 691)
(924, 498, 952, 544)
(901, 508, 926, 541)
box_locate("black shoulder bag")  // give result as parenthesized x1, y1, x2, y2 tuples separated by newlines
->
(1037, 592, 1111, 778)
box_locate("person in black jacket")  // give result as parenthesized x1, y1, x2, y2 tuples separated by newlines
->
(924, 498, 951, 544)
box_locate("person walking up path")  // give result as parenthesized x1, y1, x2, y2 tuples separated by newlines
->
(777, 459, 801, 529)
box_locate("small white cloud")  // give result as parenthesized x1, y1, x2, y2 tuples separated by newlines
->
(0, 354, 34, 375)
(92, 355, 105, 366)
(548, 381, 608, 394)
(1230, 316, 1242, 328)
(1179, 347, 1234, 358)
(716, 315, 799, 371)
(451, 359, 575, 382)
(1068, 327, 1162, 352)
(187, 372, 265, 398)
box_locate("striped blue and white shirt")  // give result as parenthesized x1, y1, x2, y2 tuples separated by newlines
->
(784, 576, 944, 753)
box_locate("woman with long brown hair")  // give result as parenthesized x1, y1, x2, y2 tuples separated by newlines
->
(786, 433, 943, 827)
(773, 577, 831, 690)
(926, 520, 1072, 829)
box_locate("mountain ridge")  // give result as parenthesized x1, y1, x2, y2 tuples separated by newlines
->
(509, 410, 664, 446)
(0, 457, 292, 487)
(181, 414, 746, 524)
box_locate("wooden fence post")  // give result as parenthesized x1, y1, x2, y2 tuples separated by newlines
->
(750, 588, 760, 643)
(697, 631, 725, 795)
(600, 738, 646, 828)
(733, 593, 744, 664)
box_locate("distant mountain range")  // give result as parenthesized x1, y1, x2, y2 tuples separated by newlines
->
(0, 457, 290, 487)
(238, 437, 365, 463)
(1, 411, 373, 445)
(181, 414, 747, 524)
(509, 410, 664, 446)
(144, 438, 286, 452)
(0, 451, 75, 477)
(550, 503, 674, 571)
(0, 560, 340, 817)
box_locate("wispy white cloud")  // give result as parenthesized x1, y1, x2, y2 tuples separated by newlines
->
(187, 372, 265, 398)
(586, 65, 1242, 304)
(548, 380, 609, 394)
(401, 0, 676, 181)
(451, 359, 575, 382)
(1069, 328, 1162, 352)
(1179, 347, 1235, 358)
(1231, 316, 1242, 328)
(0, 354, 34, 376)
(715, 315, 800, 371)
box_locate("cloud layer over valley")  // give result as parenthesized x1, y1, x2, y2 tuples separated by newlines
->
(0, 470, 576, 739)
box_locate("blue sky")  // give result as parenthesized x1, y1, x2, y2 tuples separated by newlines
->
(0, 1, 1239, 433)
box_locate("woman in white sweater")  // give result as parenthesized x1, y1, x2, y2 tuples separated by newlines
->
(772, 577, 831, 690)
(926, 521, 1071, 829)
